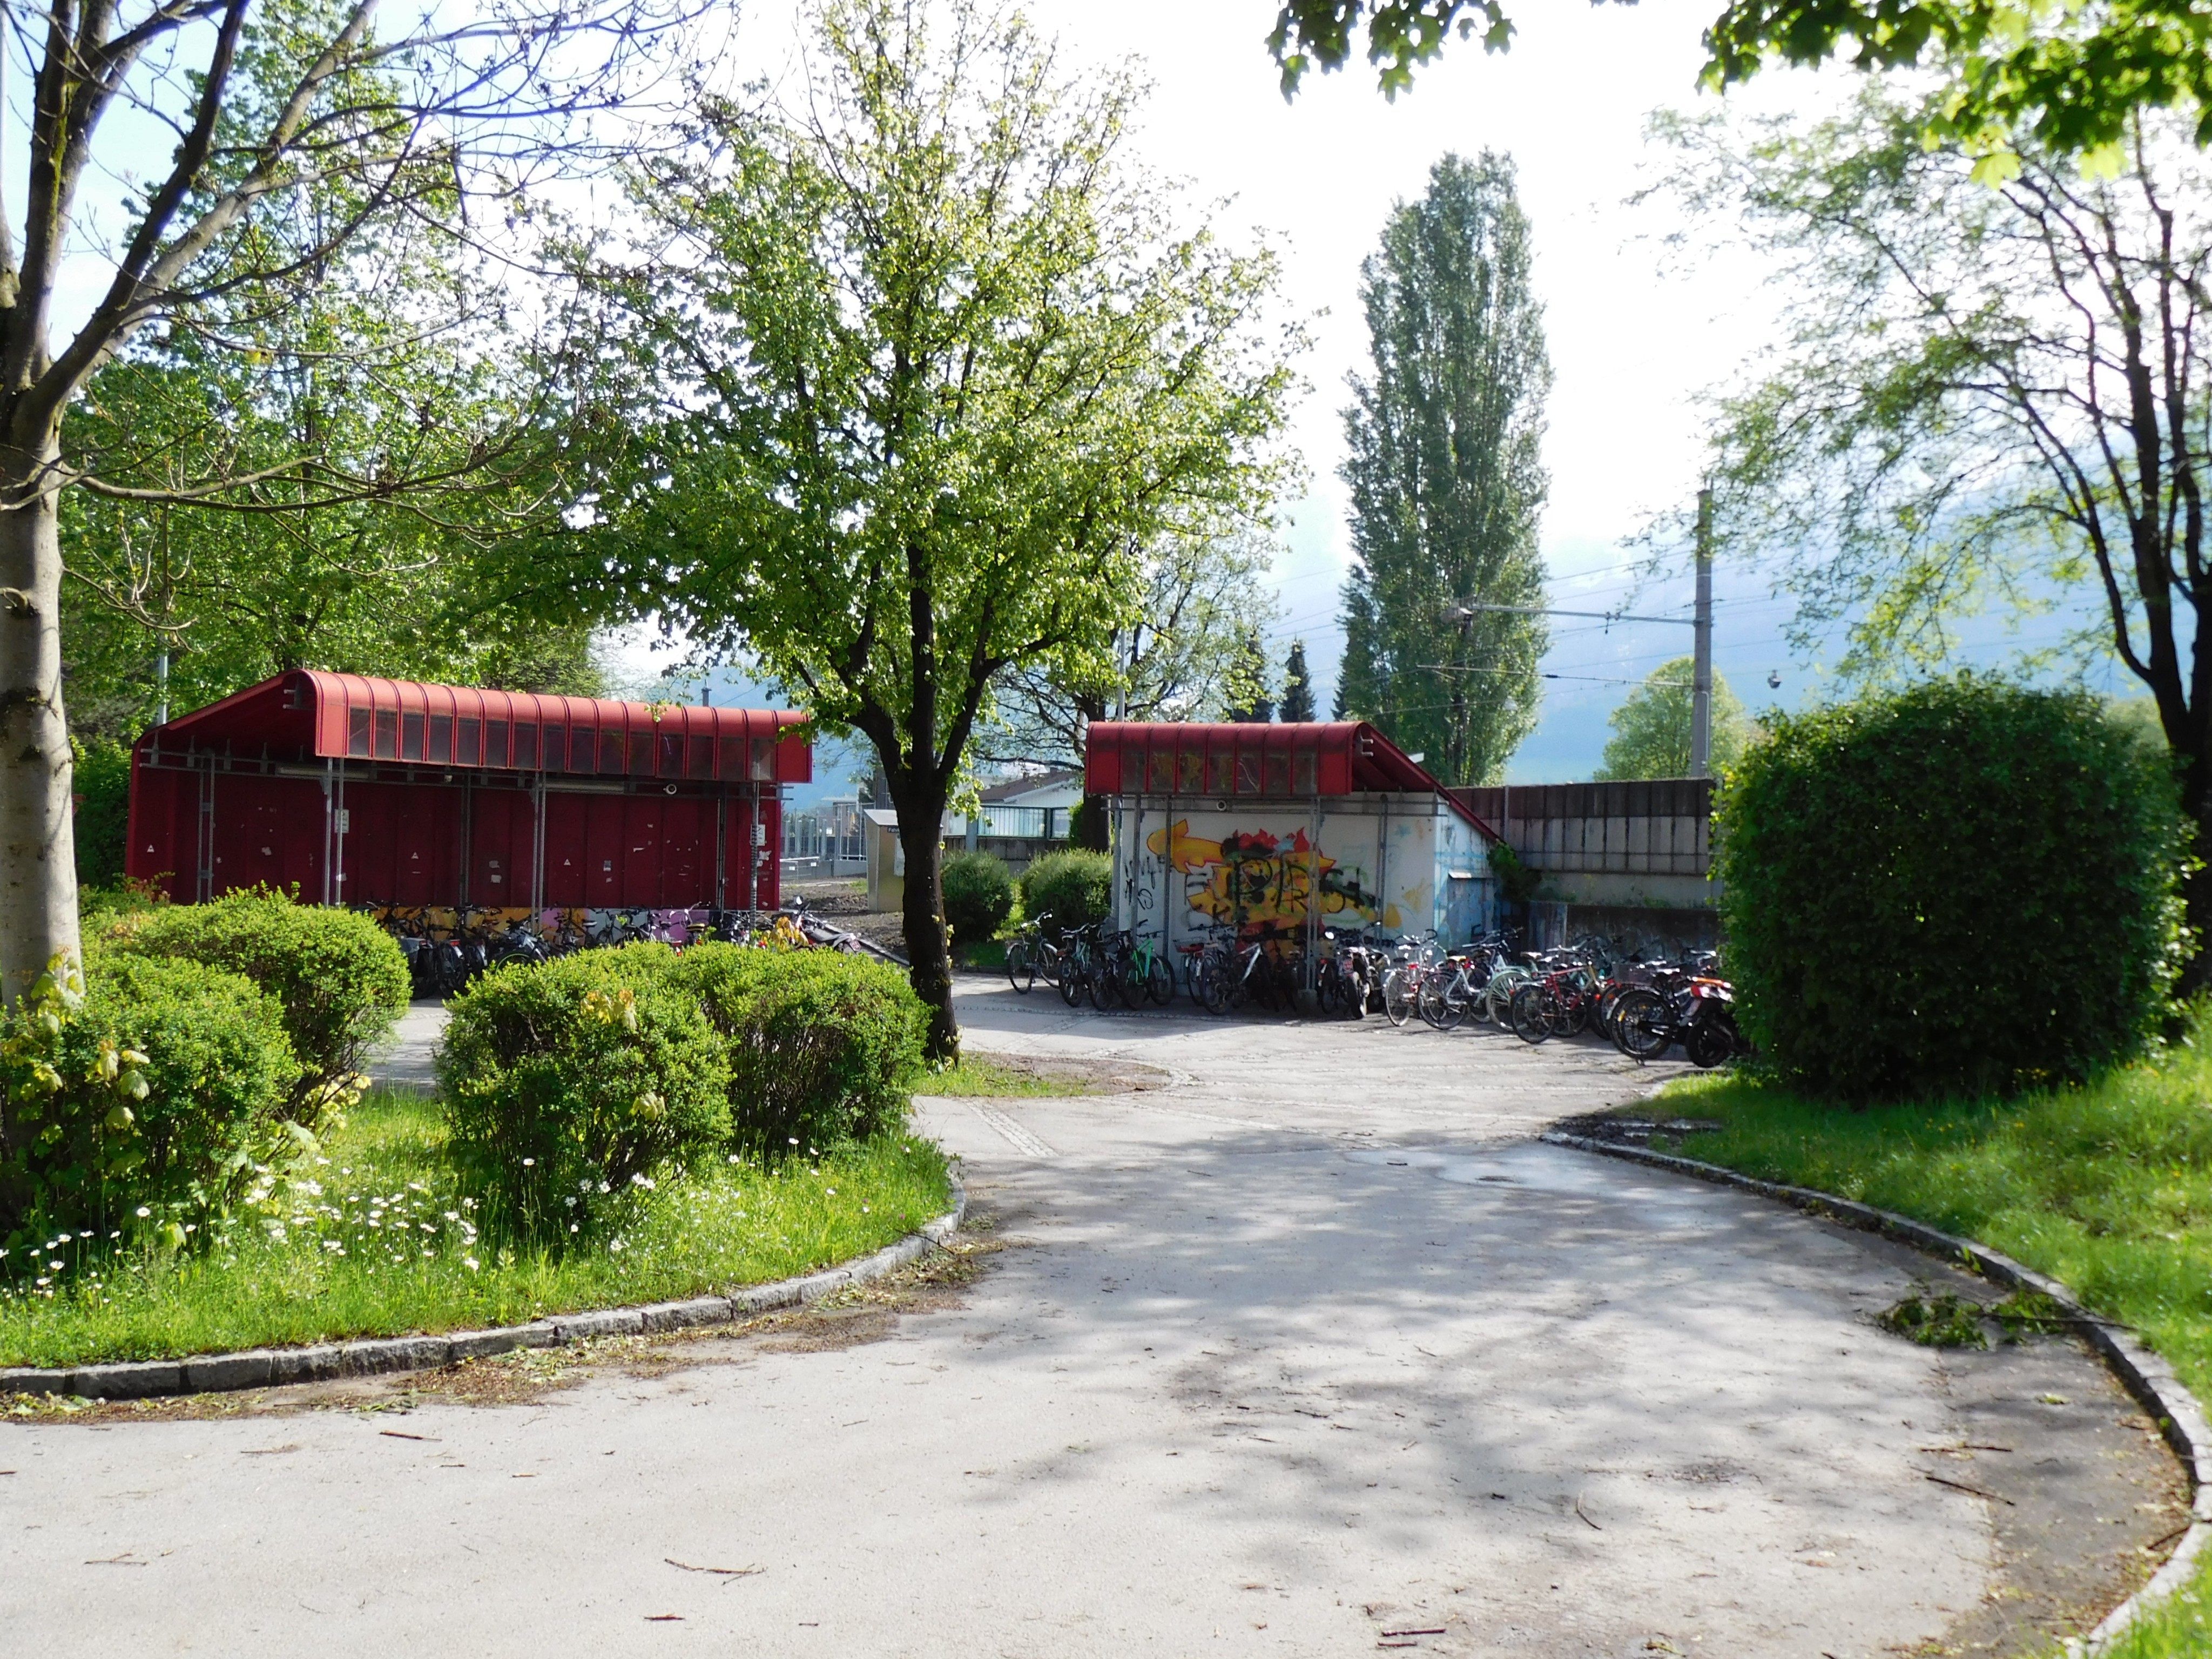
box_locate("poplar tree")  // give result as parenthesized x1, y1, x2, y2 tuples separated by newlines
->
(1335, 151, 1549, 786)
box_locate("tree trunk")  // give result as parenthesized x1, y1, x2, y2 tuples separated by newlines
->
(893, 778, 957, 1062)
(0, 454, 79, 1006)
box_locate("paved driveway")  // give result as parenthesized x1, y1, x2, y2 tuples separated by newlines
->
(1, 981, 2169, 1656)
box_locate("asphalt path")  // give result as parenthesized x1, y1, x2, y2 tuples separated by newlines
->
(1, 979, 2175, 1656)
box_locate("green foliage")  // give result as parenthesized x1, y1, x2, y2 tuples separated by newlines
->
(1269, 0, 2195, 163)
(985, 525, 1283, 770)
(0, 955, 301, 1255)
(51, 55, 591, 747)
(1279, 639, 1318, 723)
(561, 0, 1296, 1055)
(671, 945, 927, 1164)
(1224, 629, 1276, 722)
(437, 946, 732, 1242)
(1716, 676, 2188, 1099)
(941, 852, 1015, 947)
(103, 888, 409, 1110)
(1021, 850, 1114, 933)
(70, 738, 132, 888)
(1337, 152, 1548, 787)
(1069, 794, 1109, 853)
(1876, 1289, 1987, 1348)
(1487, 839, 1541, 906)
(1593, 657, 1754, 781)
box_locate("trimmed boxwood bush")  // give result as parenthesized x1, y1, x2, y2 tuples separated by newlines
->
(942, 850, 1015, 946)
(1019, 849, 1111, 933)
(672, 943, 926, 1163)
(438, 945, 730, 1241)
(0, 955, 301, 1253)
(1717, 675, 2188, 1100)
(103, 886, 408, 1117)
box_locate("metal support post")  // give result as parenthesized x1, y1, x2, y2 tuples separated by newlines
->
(1691, 487, 1715, 779)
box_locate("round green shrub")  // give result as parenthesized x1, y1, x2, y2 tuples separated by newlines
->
(104, 886, 408, 1115)
(1717, 675, 2188, 1100)
(0, 955, 301, 1254)
(671, 943, 926, 1162)
(942, 850, 1015, 946)
(1019, 849, 1112, 933)
(437, 949, 731, 1242)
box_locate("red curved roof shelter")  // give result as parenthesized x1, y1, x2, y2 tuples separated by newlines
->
(1084, 720, 1494, 834)
(127, 670, 810, 911)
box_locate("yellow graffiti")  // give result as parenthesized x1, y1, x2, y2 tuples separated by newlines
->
(1145, 819, 1382, 933)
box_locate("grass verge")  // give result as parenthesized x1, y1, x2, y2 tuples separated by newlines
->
(1, 1088, 952, 1370)
(921, 1054, 1096, 1097)
(1644, 1016, 2212, 1658)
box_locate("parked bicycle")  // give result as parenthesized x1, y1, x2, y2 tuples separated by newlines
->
(1006, 912, 1063, 995)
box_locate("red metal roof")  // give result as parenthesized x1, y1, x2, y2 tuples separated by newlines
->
(137, 669, 812, 784)
(1084, 721, 1495, 835)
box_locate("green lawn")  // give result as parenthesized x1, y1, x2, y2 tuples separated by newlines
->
(1643, 1019, 2212, 1657)
(1, 1089, 952, 1370)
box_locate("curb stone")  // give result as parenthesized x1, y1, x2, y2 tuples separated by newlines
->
(1543, 1130, 2208, 1656)
(0, 1177, 967, 1406)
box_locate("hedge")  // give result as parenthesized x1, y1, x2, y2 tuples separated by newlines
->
(671, 943, 926, 1162)
(942, 851, 1015, 946)
(0, 955, 301, 1254)
(1716, 675, 2188, 1100)
(438, 945, 730, 1242)
(1019, 849, 1111, 933)
(102, 887, 409, 1119)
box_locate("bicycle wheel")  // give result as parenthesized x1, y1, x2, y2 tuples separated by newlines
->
(1480, 969, 1525, 1026)
(1008, 938, 1036, 995)
(1610, 988, 1673, 1062)
(1058, 956, 1085, 1007)
(1508, 983, 1554, 1044)
(1685, 1013, 1734, 1069)
(1039, 941, 1064, 989)
(1382, 967, 1420, 1028)
(1199, 954, 1231, 1015)
(1426, 972, 1469, 1031)
(1145, 954, 1175, 1006)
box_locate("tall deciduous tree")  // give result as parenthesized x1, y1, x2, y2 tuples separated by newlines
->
(1653, 93, 2212, 981)
(1336, 151, 1549, 786)
(1279, 638, 1317, 721)
(573, 0, 1294, 1057)
(1592, 656, 1752, 781)
(0, 0, 687, 1003)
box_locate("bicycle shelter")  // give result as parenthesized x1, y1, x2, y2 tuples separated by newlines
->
(126, 670, 810, 920)
(1083, 721, 1500, 964)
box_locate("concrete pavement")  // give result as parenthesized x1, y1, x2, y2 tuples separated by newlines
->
(3, 979, 2181, 1656)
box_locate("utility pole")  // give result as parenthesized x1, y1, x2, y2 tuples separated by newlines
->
(1690, 487, 1714, 779)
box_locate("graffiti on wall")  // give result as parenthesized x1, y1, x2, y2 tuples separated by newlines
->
(1143, 820, 1397, 936)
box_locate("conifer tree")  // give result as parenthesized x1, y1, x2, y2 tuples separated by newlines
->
(1279, 639, 1317, 722)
